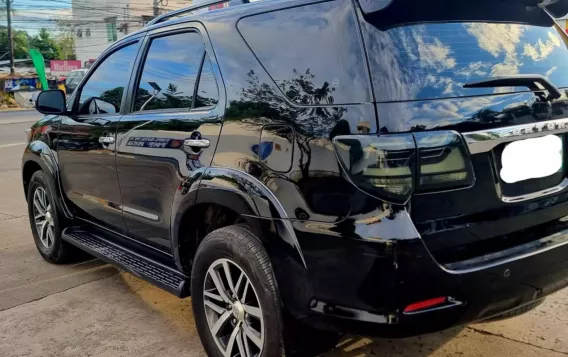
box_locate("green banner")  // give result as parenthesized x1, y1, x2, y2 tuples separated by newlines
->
(28, 49, 48, 90)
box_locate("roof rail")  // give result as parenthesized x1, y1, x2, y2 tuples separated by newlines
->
(146, 0, 249, 27)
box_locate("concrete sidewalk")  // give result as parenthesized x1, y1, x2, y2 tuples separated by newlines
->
(1, 126, 568, 357)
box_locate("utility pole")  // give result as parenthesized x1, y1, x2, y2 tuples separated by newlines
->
(3, 0, 15, 75)
(153, 0, 159, 16)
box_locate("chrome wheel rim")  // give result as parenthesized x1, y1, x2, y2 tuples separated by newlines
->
(203, 258, 264, 357)
(32, 187, 55, 249)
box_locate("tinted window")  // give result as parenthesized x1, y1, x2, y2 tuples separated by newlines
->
(194, 54, 219, 108)
(237, 0, 371, 105)
(78, 44, 138, 115)
(361, 21, 568, 102)
(134, 32, 205, 111)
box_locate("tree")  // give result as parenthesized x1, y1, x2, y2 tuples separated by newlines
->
(226, 69, 347, 178)
(29, 28, 60, 60)
(56, 31, 75, 60)
(0, 24, 74, 61)
(0, 27, 30, 59)
(53, 16, 76, 60)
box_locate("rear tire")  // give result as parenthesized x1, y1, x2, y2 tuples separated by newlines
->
(27, 170, 74, 263)
(191, 225, 283, 357)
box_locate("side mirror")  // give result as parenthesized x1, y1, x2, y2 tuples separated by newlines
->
(35, 90, 67, 115)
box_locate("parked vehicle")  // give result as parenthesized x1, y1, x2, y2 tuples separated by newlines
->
(64, 68, 88, 96)
(22, 0, 568, 355)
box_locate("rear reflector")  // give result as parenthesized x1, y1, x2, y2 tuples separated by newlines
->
(403, 297, 447, 313)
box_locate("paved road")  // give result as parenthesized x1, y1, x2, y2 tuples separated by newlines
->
(0, 119, 567, 357)
(0, 109, 42, 125)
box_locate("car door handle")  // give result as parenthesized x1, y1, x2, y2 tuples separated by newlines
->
(184, 139, 210, 148)
(99, 136, 115, 144)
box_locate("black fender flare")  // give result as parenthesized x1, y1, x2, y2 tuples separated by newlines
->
(170, 167, 312, 315)
(22, 141, 72, 219)
(170, 166, 307, 271)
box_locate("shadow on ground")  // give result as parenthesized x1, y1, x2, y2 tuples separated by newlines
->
(118, 272, 463, 357)
(323, 328, 463, 357)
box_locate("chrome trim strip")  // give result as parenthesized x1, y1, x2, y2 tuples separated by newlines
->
(463, 117, 568, 154)
(442, 228, 568, 274)
(501, 178, 568, 203)
(311, 300, 391, 323)
(123, 206, 160, 221)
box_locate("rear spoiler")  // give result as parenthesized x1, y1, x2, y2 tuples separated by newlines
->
(358, 0, 568, 29)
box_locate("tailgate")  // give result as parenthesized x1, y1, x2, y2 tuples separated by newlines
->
(357, 0, 568, 263)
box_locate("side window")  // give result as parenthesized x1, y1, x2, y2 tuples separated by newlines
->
(237, 0, 370, 105)
(77, 43, 138, 116)
(194, 54, 219, 109)
(134, 32, 205, 112)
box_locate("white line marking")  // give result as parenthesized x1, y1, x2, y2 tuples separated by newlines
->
(0, 142, 26, 148)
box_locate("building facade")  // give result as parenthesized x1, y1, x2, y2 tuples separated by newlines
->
(72, 0, 191, 65)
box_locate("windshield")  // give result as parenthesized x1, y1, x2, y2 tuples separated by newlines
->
(362, 21, 568, 102)
(66, 71, 84, 86)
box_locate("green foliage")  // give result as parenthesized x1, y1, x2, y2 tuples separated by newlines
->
(0, 27, 30, 58)
(0, 26, 75, 61)
(56, 31, 76, 60)
(99, 87, 124, 109)
(29, 28, 60, 60)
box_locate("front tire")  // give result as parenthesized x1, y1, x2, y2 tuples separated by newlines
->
(191, 225, 283, 357)
(27, 170, 73, 263)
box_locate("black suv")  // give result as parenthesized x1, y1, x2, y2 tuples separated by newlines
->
(23, 0, 568, 355)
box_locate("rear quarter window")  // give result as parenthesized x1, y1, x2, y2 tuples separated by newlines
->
(360, 21, 568, 102)
(237, 0, 371, 105)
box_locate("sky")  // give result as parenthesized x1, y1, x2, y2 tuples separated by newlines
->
(0, 0, 191, 35)
(0, 0, 71, 34)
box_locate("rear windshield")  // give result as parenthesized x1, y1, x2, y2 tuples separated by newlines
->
(361, 21, 568, 102)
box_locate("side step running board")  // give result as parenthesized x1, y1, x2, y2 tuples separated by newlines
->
(62, 227, 190, 297)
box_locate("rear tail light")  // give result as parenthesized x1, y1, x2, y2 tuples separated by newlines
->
(333, 131, 474, 204)
(414, 131, 475, 193)
(333, 134, 416, 204)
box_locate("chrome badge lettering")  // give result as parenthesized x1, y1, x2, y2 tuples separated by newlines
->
(464, 118, 568, 154)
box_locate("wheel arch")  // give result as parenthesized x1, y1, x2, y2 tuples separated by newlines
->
(171, 168, 307, 275)
(22, 142, 72, 219)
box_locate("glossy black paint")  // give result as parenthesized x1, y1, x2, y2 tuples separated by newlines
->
(115, 25, 224, 251)
(21, 0, 568, 339)
(35, 90, 67, 115)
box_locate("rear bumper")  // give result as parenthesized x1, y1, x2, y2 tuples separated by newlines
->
(283, 217, 568, 338)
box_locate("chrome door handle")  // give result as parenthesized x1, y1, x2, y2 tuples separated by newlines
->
(184, 139, 210, 148)
(99, 136, 115, 144)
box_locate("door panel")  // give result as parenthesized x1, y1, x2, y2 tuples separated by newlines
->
(58, 115, 125, 230)
(115, 30, 222, 251)
(58, 41, 140, 232)
(116, 114, 221, 249)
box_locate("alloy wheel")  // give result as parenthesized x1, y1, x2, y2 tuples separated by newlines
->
(203, 258, 264, 357)
(32, 187, 55, 249)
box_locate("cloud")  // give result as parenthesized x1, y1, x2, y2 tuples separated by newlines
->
(413, 101, 462, 120)
(491, 61, 520, 76)
(523, 31, 561, 61)
(456, 61, 490, 78)
(415, 30, 456, 72)
(466, 23, 525, 82)
(465, 24, 524, 58)
(424, 75, 461, 95)
(545, 66, 558, 79)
